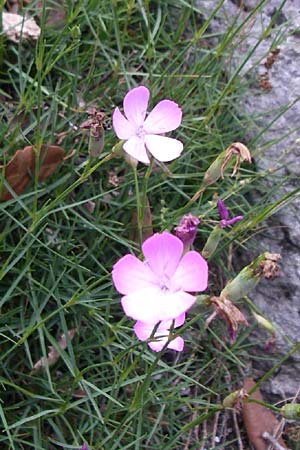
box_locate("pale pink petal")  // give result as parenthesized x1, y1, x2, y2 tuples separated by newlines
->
(123, 136, 150, 164)
(112, 107, 136, 139)
(112, 254, 157, 295)
(166, 336, 184, 352)
(122, 288, 195, 323)
(148, 336, 184, 352)
(134, 314, 185, 340)
(123, 86, 149, 126)
(144, 134, 183, 162)
(134, 317, 185, 352)
(171, 251, 208, 292)
(143, 100, 182, 133)
(142, 232, 183, 279)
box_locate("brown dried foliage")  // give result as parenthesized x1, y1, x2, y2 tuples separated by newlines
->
(0, 144, 65, 200)
(242, 377, 287, 450)
(256, 253, 281, 279)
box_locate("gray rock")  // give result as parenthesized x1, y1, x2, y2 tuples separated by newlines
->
(199, 0, 300, 398)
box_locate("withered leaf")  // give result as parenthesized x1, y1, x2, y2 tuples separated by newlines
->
(36, 0, 66, 27)
(0, 144, 65, 200)
(31, 329, 76, 373)
(242, 377, 287, 450)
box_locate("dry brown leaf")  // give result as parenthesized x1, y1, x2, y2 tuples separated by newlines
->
(242, 377, 287, 450)
(31, 329, 76, 373)
(0, 144, 66, 200)
(130, 197, 153, 243)
(36, 0, 66, 27)
(2, 12, 40, 42)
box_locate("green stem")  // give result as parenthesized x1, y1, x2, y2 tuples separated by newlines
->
(133, 167, 143, 247)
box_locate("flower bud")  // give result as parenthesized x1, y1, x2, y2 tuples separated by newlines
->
(174, 214, 200, 250)
(221, 252, 281, 302)
(252, 312, 275, 333)
(203, 151, 227, 187)
(280, 403, 300, 420)
(201, 226, 223, 259)
(80, 109, 106, 158)
(223, 388, 248, 409)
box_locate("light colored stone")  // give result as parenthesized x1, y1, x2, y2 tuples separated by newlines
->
(199, 0, 300, 398)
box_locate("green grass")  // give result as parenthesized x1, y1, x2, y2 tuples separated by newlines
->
(0, 0, 299, 449)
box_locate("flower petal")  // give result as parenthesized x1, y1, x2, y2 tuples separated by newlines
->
(145, 134, 183, 162)
(112, 107, 136, 139)
(123, 86, 149, 127)
(166, 336, 184, 352)
(142, 232, 183, 279)
(149, 336, 184, 352)
(134, 315, 185, 352)
(112, 254, 157, 295)
(134, 314, 185, 340)
(171, 251, 208, 292)
(143, 100, 182, 133)
(122, 288, 195, 322)
(123, 136, 150, 164)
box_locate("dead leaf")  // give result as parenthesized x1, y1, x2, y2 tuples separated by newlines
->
(0, 144, 67, 200)
(31, 329, 76, 373)
(130, 197, 153, 243)
(242, 377, 287, 450)
(36, 0, 66, 27)
(2, 12, 40, 42)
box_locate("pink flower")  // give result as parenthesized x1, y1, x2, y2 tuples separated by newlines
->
(112, 232, 208, 350)
(174, 214, 200, 249)
(112, 86, 183, 164)
(217, 200, 243, 228)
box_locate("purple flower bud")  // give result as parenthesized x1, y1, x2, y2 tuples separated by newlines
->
(80, 445, 88, 450)
(217, 200, 243, 228)
(174, 214, 200, 248)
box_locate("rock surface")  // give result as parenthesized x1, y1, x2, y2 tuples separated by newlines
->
(199, 0, 300, 398)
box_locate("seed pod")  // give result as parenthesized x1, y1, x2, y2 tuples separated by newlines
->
(280, 403, 300, 420)
(201, 226, 223, 259)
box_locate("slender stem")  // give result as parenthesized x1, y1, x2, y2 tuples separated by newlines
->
(133, 167, 143, 247)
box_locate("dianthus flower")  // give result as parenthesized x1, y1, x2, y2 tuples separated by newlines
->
(217, 200, 243, 228)
(112, 86, 183, 164)
(174, 213, 200, 249)
(112, 232, 208, 351)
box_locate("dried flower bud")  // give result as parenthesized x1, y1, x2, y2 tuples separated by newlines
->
(255, 253, 281, 279)
(280, 403, 300, 420)
(174, 214, 200, 249)
(201, 226, 223, 259)
(80, 109, 106, 157)
(209, 296, 248, 342)
(223, 388, 248, 409)
(220, 142, 252, 179)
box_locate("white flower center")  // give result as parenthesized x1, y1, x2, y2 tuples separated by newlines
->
(136, 125, 146, 139)
(159, 274, 171, 292)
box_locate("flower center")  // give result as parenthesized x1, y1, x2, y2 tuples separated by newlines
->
(159, 275, 171, 292)
(136, 125, 146, 139)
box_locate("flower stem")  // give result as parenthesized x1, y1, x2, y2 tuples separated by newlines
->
(133, 167, 143, 247)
